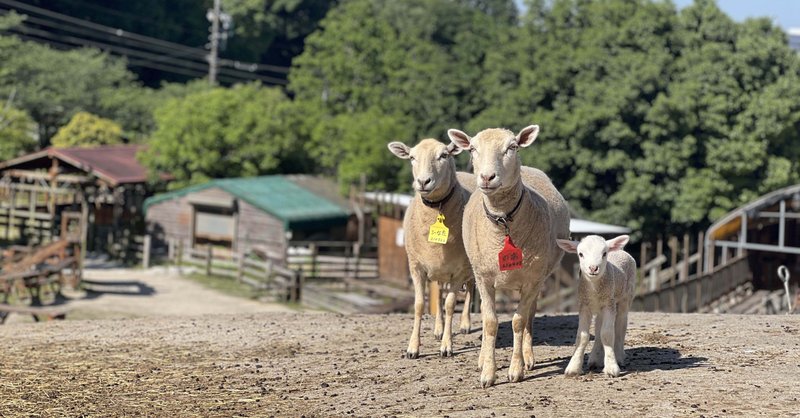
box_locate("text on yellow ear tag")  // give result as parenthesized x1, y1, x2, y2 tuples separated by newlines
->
(427, 214, 449, 244)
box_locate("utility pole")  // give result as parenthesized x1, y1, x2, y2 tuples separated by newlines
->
(206, 0, 221, 85)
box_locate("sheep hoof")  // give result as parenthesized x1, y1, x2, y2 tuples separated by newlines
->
(508, 369, 524, 383)
(439, 348, 453, 357)
(525, 362, 535, 371)
(459, 325, 471, 334)
(587, 361, 601, 371)
(405, 350, 419, 359)
(564, 366, 582, 377)
(433, 332, 443, 341)
(480, 374, 496, 388)
(603, 364, 620, 378)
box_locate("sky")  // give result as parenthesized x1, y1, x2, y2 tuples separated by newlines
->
(514, 1, 800, 31)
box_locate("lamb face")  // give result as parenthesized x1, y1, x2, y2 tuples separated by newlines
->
(557, 235, 630, 279)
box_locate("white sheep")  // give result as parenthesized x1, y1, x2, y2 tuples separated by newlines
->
(556, 235, 636, 377)
(388, 138, 475, 358)
(447, 125, 570, 387)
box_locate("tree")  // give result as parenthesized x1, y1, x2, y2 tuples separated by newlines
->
(51, 112, 123, 147)
(0, 105, 37, 161)
(289, 0, 515, 190)
(141, 82, 307, 189)
(0, 36, 155, 146)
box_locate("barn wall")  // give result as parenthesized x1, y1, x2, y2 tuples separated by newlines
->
(378, 216, 409, 285)
(146, 187, 287, 259)
(236, 199, 287, 258)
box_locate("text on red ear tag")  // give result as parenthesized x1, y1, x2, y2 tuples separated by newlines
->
(498, 235, 523, 271)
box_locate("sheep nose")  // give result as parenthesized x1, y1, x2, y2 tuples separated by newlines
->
(417, 177, 432, 187)
(480, 173, 496, 183)
(589, 265, 599, 274)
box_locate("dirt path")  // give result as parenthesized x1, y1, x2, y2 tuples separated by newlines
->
(1, 311, 798, 417)
(5, 265, 293, 323)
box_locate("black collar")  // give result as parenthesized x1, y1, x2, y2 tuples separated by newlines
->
(483, 190, 525, 233)
(421, 185, 456, 209)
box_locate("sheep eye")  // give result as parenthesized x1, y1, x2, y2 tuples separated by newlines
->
(409, 156, 416, 162)
(603, 252, 607, 257)
(506, 145, 518, 155)
(578, 252, 583, 258)
(439, 153, 448, 160)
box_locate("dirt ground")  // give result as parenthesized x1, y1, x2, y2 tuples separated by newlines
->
(1, 306, 799, 417)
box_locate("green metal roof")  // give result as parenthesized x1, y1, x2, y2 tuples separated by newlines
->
(144, 175, 350, 230)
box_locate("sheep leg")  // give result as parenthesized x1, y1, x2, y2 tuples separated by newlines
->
(564, 306, 591, 376)
(523, 297, 537, 371)
(600, 307, 620, 377)
(459, 279, 473, 334)
(433, 285, 444, 341)
(440, 289, 456, 357)
(587, 313, 604, 370)
(614, 302, 629, 366)
(406, 270, 426, 359)
(477, 281, 497, 388)
(508, 291, 536, 383)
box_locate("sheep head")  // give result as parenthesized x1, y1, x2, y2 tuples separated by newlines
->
(447, 125, 539, 195)
(556, 235, 630, 278)
(387, 138, 462, 198)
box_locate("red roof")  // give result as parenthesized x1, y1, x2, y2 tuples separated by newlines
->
(51, 145, 148, 185)
(0, 144, 151, 186)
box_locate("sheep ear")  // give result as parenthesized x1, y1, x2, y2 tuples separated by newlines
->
(446, 142, 463, 156)
(606, 235, 630, 252)
(447, 129, 472, 150)
(388, 142, 411, 159)
(556, 239, 579, 253)
(516, 125, 540, 148)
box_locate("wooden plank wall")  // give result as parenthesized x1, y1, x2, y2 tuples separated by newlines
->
(378, 216, 409, 286)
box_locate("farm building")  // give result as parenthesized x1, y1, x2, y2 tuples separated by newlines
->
(0, 145, 155, 260)
(143, 175, 359, 261)
(705, 183, 800, 290)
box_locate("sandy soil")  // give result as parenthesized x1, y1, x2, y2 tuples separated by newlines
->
(4, 265, 293, 324)
(1, 309, 798, 417)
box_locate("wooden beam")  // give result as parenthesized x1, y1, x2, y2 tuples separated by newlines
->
(3, 169, 90, 184)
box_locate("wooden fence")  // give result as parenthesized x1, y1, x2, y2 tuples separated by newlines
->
(287, 241, 378, 281)
(632, 255, 752, 312)
(168, 240, 302, 302)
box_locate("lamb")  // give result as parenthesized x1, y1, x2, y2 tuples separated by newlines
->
(388, 138, 475, 358)
(556, 235, 636, 378)
(447, 125, 570, 387)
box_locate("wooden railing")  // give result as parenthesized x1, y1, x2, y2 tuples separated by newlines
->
(168, 240, 302, 303)
(632, 255, 752, 312)
(287, 241, 378, 281)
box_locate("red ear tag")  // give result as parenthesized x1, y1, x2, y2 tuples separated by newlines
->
(498, 235, 523, 271)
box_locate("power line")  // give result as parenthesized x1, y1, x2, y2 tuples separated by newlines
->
(0, 0, 292, 82)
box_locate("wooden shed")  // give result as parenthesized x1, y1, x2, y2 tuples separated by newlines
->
(0, 145, 154, 259)
(144, 175, 354, 260)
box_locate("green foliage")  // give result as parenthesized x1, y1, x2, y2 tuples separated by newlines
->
(51, 112, 123, 148)
(142, 83, 307, 189)
(289, 0, 515, 190)
(0, 105, 37, 160)
(0, 37, 154, 145)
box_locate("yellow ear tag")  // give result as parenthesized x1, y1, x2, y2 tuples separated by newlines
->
(427, 213, 449, 244)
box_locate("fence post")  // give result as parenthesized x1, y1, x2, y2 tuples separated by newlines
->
(168, 238, 174, 272)
(309, 243, 317, 279)
(143, 235, 151, 269)
(177, 240, 183, 276)
(206, 246, 213, 276)
(264, 259, 273, 289)
(237, 252, 244, 283)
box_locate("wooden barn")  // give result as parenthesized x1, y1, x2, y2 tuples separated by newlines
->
(144, 175, 356, 260)
(0, 145, 154, 260)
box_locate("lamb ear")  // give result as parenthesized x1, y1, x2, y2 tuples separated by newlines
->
(556, 239, 579, 254)
(387, 142, 411, 159)
(447, 129, 472, 150)
(446, 142, 463, 156)
(516, 125, 540, 148)
(606, 235, 630, 252)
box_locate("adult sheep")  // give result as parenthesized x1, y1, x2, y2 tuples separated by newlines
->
(388, 138, 475, 359)
(448, 125, 570, 387)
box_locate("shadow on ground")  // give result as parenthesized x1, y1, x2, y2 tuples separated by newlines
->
(80, 279, 156, 297)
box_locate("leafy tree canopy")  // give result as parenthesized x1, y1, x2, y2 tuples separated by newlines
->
(0, 105, 37, 161)
(51, 112, 123, 148)
(141, 82, 308, 189)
